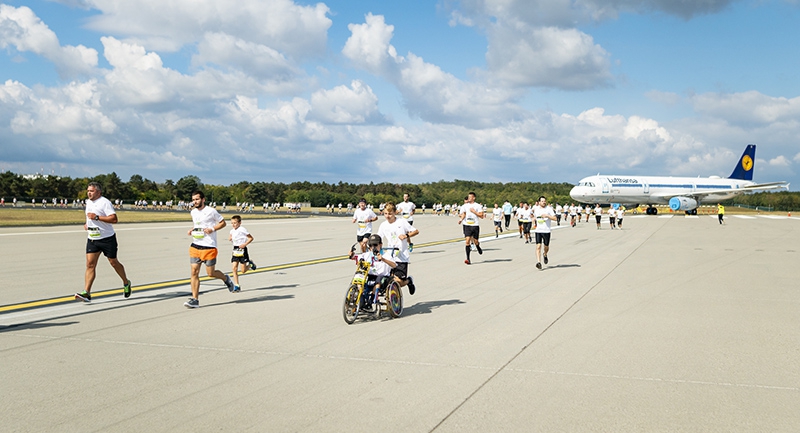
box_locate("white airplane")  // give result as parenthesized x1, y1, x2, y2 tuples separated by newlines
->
(569, 144, 788, 215)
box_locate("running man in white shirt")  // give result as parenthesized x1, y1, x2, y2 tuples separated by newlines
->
(594, 204, 602, 229)
(74, 182, 131, 302)
(396, 193, 417, 251)
(458, 192, 484, 264)
(533, 196, 557, 270)
(517, 202, 533, 244)
(492, 203, 503, 238)
(185, 190, 235, 308)
(352, 198, 378, 254)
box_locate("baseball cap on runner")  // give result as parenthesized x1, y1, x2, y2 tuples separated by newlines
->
(367, 234, 382, 247)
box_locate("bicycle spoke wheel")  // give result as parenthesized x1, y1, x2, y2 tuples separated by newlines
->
(386, 281, 403, 318)
(343, 284, 361, 324)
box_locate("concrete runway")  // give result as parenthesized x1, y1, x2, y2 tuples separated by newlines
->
(1, 213, 799, 432)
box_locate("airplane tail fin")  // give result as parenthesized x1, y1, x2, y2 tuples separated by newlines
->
(728, 144, 756, 181)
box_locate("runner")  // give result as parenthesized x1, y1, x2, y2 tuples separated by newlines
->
(396, 193, 416, 251)
(518, 202, 533, 244)
(533, 196, 557, 270)
(229, 215, 258, 292)
(492, 203, 503, 238)
(458, 192, 484, 264)
(185, 190, 235, 308)
(352, 198, 378, 254)
(594, 204, 602, 229)
(74, 182, 131, 302)
(377, 202, 418, 295)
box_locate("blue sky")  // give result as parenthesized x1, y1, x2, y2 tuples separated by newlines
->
(1, 0, 798, 190)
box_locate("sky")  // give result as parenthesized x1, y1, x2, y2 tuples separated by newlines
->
(1, 0, 799, 190)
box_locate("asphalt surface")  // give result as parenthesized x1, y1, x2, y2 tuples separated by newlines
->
(1, 212, 799, 432)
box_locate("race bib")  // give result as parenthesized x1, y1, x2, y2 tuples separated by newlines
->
(232, 248, 245, 257)
(537, 217, 546, 225)
(357, 220, 366, 229)
(192, 228, 205, 239)
(402, 214, 410, 219)
(88, 227, 101, 239)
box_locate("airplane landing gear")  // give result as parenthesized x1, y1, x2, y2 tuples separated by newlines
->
(646, 206, 658, 215)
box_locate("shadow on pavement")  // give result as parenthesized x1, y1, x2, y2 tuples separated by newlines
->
(403, 299, 465, 317)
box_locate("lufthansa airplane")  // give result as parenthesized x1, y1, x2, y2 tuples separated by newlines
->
(569, 145, 788, 215)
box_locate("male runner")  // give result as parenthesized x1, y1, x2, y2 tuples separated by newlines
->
(533, 196, 557, 270)
(458, 192, 484, 264)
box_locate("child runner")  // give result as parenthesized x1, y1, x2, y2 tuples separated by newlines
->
(229, 215, 258, 292)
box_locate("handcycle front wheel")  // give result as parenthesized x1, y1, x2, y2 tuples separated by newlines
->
(385, 280, 403, 318)
(343, 284, 361, 324)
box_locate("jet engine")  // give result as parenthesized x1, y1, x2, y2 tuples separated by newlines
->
(668, 197, 697, 212)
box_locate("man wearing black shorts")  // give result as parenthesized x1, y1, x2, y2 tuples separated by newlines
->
(458, 192, 484, 264)
(533, 196, 557, 270)
(75, 182, 131, 302)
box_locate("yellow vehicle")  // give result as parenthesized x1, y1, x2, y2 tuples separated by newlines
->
(343, 255, 403, 324)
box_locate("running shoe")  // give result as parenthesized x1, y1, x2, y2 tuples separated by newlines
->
(536, 262, 542, 270)
(184, 298, 199, 308)
(123, 280, 132, 298)
(249, 261, 257, 271)
(225, 275, 235, 292)
(495, 232, 498, 238)
(544, 255, 549, 265)
(409, 242, 414, 253)
(233, 285, 241, 293)
(464, 259, 471, 265)
(407, 276, 416, 295)
(74, 291, 91, 302)
(476, 244, 483, 255)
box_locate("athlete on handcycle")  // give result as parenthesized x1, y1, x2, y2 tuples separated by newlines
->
(354, 234, 396, 311)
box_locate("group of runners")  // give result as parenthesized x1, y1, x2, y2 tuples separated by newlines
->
(73, 184, 562, 309)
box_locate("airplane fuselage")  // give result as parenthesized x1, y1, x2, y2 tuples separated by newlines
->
(569, 175, 752, 205)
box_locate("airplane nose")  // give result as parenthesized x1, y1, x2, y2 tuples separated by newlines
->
(569, 187, 581, 201)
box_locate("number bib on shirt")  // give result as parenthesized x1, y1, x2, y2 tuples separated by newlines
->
(232, 248, 245, 257)
(88, 227, 101, 239)
(192, 228, 205, 239)
(357, 220, 366, 229)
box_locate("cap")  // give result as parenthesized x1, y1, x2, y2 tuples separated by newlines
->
(367, 234, 382, 247)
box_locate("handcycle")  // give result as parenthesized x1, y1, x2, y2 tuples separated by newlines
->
(343, 256, 403, 324)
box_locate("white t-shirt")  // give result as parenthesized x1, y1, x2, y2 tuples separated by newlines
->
(191, 205, 224, 248)
(352, 208, 378, 236)
(517, 207, 532, 223)
(85, 196, 116, 240)
(378, 218, 414, 263)
(396, 201, 416, 222)
(229, 226, 250, 247)
(534, 205, 555, 233)
(492, 207, 503, 222)
(461, 202, 482, 225)
(355, 251, 393, 278)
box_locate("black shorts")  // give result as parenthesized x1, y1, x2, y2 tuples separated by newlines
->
(356, 232, 371, 243)
(463, 225, 480, 239)
(86, 234, 119, 259)
(595, 215, 602, 223)
(494, 220, 502, 228)
(522, 222, 532, 234)
(535, 232, 551, 246)
(392, 262, 409, 280)
(231, 246, 251, 264)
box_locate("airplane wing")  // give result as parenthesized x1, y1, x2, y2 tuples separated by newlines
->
(650, 181, 789, 200)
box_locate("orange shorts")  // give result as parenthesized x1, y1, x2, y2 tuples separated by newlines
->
(190, 245, 218, 265)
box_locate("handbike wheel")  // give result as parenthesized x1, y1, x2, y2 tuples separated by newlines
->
(343, 284, 361, 324)
(386, 281, 403, 318)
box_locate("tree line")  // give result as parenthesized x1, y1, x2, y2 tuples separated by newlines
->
(1, 170, 797, 210)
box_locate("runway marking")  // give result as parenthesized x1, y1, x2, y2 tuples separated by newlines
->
(12, 333, 798, 392)
(733, 215, 757, 219)
(657, 215, 674, 219)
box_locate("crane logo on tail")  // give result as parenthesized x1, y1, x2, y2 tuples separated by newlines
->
(742, 155, 753, 172)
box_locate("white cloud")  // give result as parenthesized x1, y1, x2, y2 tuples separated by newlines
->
(690, 91, 800, 125)
(343, 14, 524, 127)
(485, 24, 612, 89)
(82, 0, 331, 57)
(192, 32, 301, 84)
(308, 80, 383, 124)
(769, 155, 790, 167)
(0, 5, 97, 78)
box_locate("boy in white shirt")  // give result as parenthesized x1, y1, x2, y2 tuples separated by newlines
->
(353, 234, 397, 309)
(229, 215, 257, 292)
